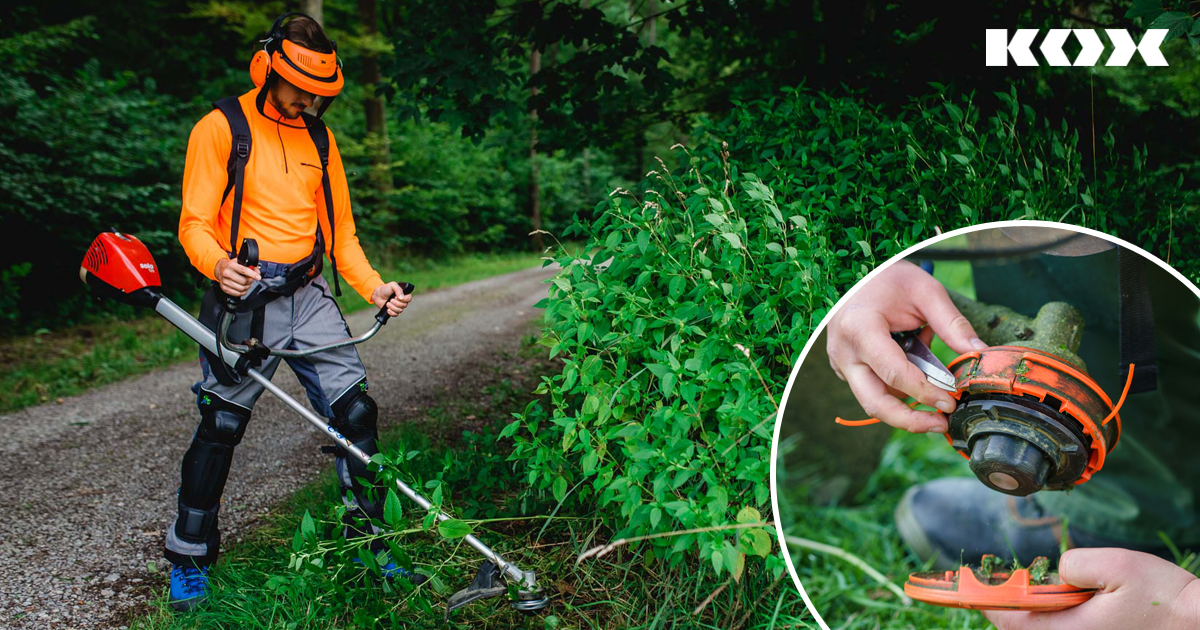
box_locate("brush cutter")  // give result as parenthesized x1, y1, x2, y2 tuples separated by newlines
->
(79, 231, 551, 616)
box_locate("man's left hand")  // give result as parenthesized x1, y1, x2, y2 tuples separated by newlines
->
(983, 548, 1200, 630)
(371, 281, 413, 317)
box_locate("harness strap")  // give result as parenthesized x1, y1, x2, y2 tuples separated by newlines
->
(1118, 247, 1158, 394)
(213, 97, 251, 258)
(211, 94, 342, 299)
(300, 112, 341, 297)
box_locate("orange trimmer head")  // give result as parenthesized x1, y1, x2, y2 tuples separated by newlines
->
(905, 556, 1095, 611)
(945, 346, 1124, 496)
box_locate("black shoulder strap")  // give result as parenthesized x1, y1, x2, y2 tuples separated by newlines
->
(300, 112, 341, 297)
(213, 97, 251, 258)
(1118, 247, 1158, 394)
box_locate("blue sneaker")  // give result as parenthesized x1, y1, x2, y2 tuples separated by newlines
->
(353, 554, 429, 585)
(168, 564, 210, 612)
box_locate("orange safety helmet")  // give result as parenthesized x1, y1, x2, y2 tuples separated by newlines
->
(249, 13, 343, 106)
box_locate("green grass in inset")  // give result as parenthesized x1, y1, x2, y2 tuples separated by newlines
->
(775, 254, 985, 628)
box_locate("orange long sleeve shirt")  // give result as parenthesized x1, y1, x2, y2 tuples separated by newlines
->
(179, 88, 383, 302)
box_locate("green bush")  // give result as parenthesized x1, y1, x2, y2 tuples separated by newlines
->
(506, 85, 1197, 582)
(0, 60, 193, 331)
(703, 85, 1199, 282)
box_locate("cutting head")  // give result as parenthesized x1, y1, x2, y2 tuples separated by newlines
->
(944, 346, 1122, 496)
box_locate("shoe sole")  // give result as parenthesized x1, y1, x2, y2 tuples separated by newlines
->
(169, 596, 205, 613)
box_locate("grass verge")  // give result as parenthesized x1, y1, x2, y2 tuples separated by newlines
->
(0, 250, 546, 414)
(127, 331, 811, 630)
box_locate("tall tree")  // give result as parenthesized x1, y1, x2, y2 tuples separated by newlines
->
(299, 0, 323, 25)
(358, 0, 391, 194)
(528, 45, 543, 250)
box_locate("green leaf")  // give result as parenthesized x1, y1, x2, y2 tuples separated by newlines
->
(498, 419, 521, 439)
(721, 233, 743, 249)
(1150, 11, 1192, 39)
(300, 510, 316, 539)
(358, 546, 381, 576)
(744, 528, 773, 557)
(736, 506, 762, 524)
(950, 153, 970, 166)
(383, 489, 403, 528)
(943, 101, 963, 123)
(438, 519, 473, 539)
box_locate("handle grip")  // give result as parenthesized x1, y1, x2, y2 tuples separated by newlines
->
(375, 282, 415, 326)
(224, 238, 260, 312)
(237, 238, 259, 268)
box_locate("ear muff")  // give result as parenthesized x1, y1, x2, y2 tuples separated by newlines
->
(249, 49, 270, 88)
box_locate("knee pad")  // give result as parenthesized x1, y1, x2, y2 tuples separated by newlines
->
(329, 384, 384, 523)
(330, 385, 377, 443)
(197, 394, 251, 446)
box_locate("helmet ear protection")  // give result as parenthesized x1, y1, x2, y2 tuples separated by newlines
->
(249, 12, 343, 115)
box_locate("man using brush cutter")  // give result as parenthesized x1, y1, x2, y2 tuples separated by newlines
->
(825, 227, 1200, 623)
(165, 13, 416, 612)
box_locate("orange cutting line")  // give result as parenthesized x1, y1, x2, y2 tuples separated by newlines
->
(1100, 363, 1135, 426)
(836, 399, 922, 426)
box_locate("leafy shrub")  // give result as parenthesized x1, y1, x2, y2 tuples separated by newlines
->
(0, 60, 193, 331)
(506, 84, 1197, 582)
(703, 85, 1199, 282)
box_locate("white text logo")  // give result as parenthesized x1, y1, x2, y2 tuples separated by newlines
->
(986, 29, 1168, 67)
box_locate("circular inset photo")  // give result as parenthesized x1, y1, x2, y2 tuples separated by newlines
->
(771, 221, 1200, 629)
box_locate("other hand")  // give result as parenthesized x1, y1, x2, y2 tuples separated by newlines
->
(826, 260, 987, 433)
(984, 548, 1200, 630)
(371, 281, 412, 317)
(214, 257, 261, 297)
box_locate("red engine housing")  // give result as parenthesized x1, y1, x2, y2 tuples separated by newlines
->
(80, 232, 163, 306)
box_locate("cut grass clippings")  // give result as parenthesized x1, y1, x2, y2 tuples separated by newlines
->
(0, 249, 546, 414)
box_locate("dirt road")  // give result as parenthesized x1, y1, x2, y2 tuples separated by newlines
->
(0, 265, 555, 629)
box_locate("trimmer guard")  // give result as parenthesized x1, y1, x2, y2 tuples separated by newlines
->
(905, 562, 1095, 612)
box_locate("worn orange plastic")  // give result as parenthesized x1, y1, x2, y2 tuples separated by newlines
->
(905, 563, 1096, 611)
(945, 347, 1124, 487)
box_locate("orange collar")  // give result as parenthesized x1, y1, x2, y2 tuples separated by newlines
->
(253, 87, 307, 128)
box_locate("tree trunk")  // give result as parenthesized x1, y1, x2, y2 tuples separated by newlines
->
(358, 0, 391, 195)
(528, 47, 543, 251)
(299, 0, 323, 26)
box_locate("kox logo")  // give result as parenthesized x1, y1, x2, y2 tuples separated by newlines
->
(986, 29, 1169, 67)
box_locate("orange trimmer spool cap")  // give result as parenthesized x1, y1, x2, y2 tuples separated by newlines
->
(945, 346, 1122, 493)
(905, 558, 1096, 611)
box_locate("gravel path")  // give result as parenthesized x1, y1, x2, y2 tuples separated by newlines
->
(0, 265, 555, 629)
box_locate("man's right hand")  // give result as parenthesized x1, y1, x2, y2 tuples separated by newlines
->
(826, 260, 987, 433)
(214, 257, 261, 297)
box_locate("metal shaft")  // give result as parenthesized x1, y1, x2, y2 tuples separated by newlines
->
(155, 297, 536, 588)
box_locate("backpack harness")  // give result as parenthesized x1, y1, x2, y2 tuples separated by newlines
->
(211, 91, 342, 313)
